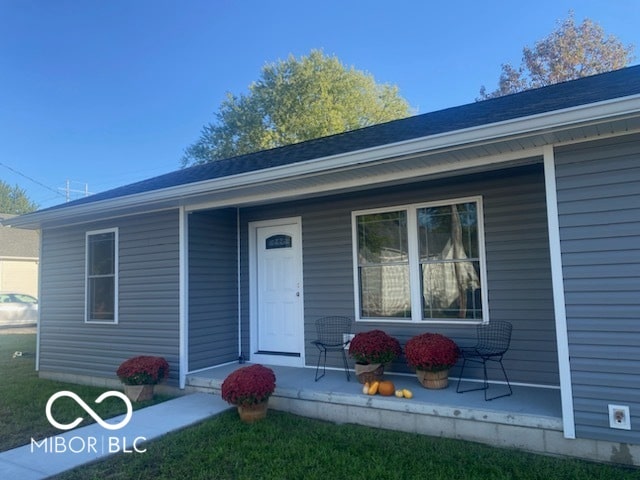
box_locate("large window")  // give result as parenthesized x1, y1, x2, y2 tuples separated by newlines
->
(353, 197, 487, 323)
(85, 228, 118, 323)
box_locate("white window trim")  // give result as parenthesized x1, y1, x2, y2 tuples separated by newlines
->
(352, 195, 489, 324)
(85, 227, 119, 324)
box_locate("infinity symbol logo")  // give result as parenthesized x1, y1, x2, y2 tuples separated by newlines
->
(45, 391, 133, 431)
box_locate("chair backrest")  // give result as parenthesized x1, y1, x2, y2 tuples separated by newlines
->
(315, 316, 352, 345)
(475, 320, 512, 355)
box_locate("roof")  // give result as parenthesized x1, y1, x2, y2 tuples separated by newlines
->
(0, 214, 39, 257)
(6, 65, 640, 229)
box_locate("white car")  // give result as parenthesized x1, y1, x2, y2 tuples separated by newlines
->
(0, 292, 38, 325)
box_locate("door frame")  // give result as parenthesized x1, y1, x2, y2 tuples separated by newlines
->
(248, 216, 305, 367)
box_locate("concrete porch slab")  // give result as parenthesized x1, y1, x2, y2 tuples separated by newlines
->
(187, 363, 563, 431)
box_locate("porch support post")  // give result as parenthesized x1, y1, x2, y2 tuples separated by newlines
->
(543, 145, 576, 439)
(35, 231, 43, 371)
(237, 207, 242, 360)
(178, 206, 189, 389)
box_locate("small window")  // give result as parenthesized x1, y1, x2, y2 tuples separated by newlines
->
(85, 228, 118, 323)
(266, 234, 292, 249)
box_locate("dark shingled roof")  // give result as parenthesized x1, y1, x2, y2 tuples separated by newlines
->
(42, 65, 640, 212)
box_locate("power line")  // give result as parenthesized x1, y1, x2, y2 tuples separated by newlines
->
(0, 161, 66, 198)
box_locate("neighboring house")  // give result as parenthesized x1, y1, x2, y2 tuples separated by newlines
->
(4, 66, 639, 459)
(0, 213, 39, 297)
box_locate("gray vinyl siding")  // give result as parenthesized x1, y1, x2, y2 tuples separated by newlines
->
(555, 134, 640, 444)
(39, 210, 180, 384)
(188, 209, 238, 370)
(239, 164, 558, 386)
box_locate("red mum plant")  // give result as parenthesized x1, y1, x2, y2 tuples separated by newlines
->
(405, 333, 459, 372)
(116, 355, 170, 385)
(348, 329, 402, 364)
(221, 364, 276, 407)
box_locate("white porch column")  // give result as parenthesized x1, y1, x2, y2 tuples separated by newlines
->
(543, 145, 576, 439)
(179, 206, 189, 389)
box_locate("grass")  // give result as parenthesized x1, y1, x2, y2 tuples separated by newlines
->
(0, 332, 171, 451)
(56, 409, 640, 480)
(3, 331, 639, 479)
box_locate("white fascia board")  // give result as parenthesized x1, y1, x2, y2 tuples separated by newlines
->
(9, 94, 640, 229)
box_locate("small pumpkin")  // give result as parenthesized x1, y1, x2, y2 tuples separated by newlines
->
(377, 380, 395, 396)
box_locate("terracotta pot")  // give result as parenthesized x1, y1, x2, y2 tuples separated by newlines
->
(124, 384, 154, 402)
(416, 369, 449, 389)
(354, 363, 384, 384)
(237, 401, 268, 423)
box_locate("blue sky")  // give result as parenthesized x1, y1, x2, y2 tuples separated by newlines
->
(1, 1, 638, 209)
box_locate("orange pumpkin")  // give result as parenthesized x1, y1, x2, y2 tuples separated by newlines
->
(377, 380, 395, 396)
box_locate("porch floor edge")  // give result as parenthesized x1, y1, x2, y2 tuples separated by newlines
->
(186, 363, 563, 431)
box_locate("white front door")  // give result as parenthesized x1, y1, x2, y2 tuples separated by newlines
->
(250, 218, 304, 366)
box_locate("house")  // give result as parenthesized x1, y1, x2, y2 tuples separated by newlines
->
(0, 213, 39, 297)
(4, 66, 639, 464)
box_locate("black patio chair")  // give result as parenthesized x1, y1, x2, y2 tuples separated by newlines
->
(456, 320, 513, 401)
(311, 316, 352, 382)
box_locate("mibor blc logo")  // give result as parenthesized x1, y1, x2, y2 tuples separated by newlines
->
(31, 390, 146, 454)
(45, 391, 133, 430)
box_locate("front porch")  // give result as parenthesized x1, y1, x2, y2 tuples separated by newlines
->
(187, 363, 570, 458)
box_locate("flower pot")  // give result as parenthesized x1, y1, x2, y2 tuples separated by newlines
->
(416, 369, 449, 389)
(354, 363, 384, 384)
(124, 384, 155, 402)
(237, 401, 268, 423)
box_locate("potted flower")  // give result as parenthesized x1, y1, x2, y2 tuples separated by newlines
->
(405, 333, 459, 389)
(348, 329, 402, 384)
(116, 355, 170, 401)
(221, 364, 276, 423)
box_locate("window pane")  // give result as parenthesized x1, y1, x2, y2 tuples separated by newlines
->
(88, 277, 115, 321)
(421, 261, 482, 320)
(418, 203, 478, 261)
(360, 265, 411, 318)
(89, 233, 114, 275)
(265, 234, 292, 249)
(357, 211, 408, 265)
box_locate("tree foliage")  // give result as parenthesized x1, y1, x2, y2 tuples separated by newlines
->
(479, 12, 635, 99)
(0, 181, 38, 214)
(183, 50, 412, 166)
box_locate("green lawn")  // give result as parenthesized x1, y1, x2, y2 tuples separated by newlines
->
(56, 409, 640, 480)
(0, 332, 171, 452)
(3, 331, 639, 479)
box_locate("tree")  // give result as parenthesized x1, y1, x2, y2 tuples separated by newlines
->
(479, 12, 635, 99)
(0, 181, 38, 214)
(183, 50, 412, 166)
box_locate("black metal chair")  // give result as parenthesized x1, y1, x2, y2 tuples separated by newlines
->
(311, 316, 352, 382)
(456, 320, 513, 401)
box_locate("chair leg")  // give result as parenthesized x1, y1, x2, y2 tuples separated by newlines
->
(456, 357, 488, 394)
(484, 358, 512, 401)
(456, 358, 467, 393)
(315, 347, 327, 382)
(340, 348, 351, 382)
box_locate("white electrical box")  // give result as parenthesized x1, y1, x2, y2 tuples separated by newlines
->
(608, 404, 631, 430)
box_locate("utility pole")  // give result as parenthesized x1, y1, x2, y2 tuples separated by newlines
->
(59, 180, 93, 202)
